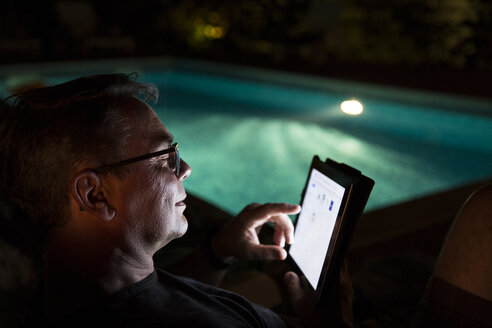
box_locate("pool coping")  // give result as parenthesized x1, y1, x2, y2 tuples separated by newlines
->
(350, 178, 492, 251)
(1, 56, 491, 117)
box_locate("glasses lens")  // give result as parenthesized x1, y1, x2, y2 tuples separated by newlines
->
(174, 146, 180, 176)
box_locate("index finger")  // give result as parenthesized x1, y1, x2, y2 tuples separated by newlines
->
(245, 203, 301, 225)
(270, 213, 295, 245)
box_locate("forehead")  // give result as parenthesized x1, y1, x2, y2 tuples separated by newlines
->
(118, 96, 173, 152)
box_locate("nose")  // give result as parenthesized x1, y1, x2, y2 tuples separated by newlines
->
(178, 159, 191, 181)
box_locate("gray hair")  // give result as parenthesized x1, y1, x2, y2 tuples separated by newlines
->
(0, 74, 158, 237)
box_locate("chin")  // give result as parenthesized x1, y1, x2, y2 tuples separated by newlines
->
(175, 215, 189, 238)
(158, 225, 188, 250)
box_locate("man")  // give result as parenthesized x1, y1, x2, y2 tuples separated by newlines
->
(1, 74, 490, 327)
(0, 74, 330, 327)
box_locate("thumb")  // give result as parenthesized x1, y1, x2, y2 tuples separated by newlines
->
(284, 271, 311, 317)
(248, 244, 287, 260)
(284, 271, 303, 301)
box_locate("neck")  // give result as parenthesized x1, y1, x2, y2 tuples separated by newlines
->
(43, 223, 154, 317)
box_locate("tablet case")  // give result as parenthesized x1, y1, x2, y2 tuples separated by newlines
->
(288, 156, 374, 306)
(318, 157, 374, 305)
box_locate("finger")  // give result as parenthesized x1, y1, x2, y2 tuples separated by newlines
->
(273, 224, 286, 247)
(239, 203, 262, 214)
(246, 203, 301, 227)
(284, 271, 309, 315)
(271, 213, 295, 245)
(284, 271, 302, 298)
(274, 233, 285, 248)
(339, 260, 354, 303)
(247, 244, 287, 261)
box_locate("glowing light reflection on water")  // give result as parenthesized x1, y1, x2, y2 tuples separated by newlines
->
(158, 106, 490, 215)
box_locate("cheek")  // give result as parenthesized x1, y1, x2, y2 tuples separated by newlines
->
(149, 175, 175, 212)
(144, 177, 180, 244)
(123, 168, 179, 236)
(123, 174, 171, 225)
(129, 168, 175, 213)
(145, 175, 179, 238)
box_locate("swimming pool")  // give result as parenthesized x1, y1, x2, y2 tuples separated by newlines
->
(1, 58, 492, 214)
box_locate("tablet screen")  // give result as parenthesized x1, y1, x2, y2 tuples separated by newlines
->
(289, 168, 346, 289)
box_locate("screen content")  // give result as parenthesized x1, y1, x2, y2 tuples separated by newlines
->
(289, 168, 346, 289)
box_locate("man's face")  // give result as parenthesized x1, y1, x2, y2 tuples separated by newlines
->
(110, 97, 191, 253)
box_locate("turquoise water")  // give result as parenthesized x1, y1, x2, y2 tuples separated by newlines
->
(2, 59, 492, 215)
(146, 70, 492, 214)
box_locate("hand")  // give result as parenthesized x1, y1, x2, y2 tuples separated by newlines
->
(284, 261, 354, 328)
(211, 203, 301, 261)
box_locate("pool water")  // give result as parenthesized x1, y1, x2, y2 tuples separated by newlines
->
(2, 59, 492, 215)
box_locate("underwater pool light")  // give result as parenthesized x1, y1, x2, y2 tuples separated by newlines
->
(340, 100, 363, 115)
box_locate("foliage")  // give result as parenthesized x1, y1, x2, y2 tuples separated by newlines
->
(155, 0, 492, 70)
(0, 0, 491, 70)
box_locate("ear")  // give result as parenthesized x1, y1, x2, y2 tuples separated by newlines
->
(72, 170, 116, 221)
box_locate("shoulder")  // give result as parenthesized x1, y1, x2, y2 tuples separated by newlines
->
(54, 269, 286, 328)
(154, 269, 287, 328)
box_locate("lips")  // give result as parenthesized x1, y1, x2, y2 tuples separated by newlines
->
(176, 194, 187, 206)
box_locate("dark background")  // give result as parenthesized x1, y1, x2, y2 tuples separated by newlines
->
(1, 0, 491, 98)
(1, 2, 491, 325)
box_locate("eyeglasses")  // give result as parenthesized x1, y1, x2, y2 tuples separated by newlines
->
(92, 143, 180, 176)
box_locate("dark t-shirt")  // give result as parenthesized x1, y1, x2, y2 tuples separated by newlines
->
(48, 269, 286, 327)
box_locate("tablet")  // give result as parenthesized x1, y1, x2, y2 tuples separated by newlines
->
(287, 156, 374, 305)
